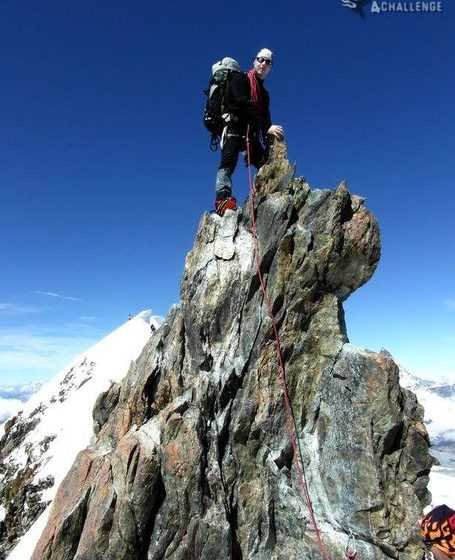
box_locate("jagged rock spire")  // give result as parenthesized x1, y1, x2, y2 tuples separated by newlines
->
(30, 143, 432, 559)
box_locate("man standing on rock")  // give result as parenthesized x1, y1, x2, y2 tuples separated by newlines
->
(214, 48, 284, 217)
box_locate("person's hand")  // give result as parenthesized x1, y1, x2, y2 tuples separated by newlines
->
(267, 125, 284, 140)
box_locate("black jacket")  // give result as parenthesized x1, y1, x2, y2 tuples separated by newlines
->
(223, 71, 272, 133)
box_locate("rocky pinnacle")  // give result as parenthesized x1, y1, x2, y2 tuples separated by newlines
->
(30, 142, 433, 559)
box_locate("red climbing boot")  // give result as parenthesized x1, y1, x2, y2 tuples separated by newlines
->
(215, 196, 237, 217)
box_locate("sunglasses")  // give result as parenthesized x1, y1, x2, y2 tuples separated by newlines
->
(256, 57, 272, 66)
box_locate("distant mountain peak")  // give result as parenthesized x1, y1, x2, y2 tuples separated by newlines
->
(399, 361, 455, 506)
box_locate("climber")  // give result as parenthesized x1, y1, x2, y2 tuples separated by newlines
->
(214, 48, 284, 217)
(420, 504, 455, 559)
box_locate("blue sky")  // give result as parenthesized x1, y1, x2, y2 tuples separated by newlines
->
(1, 1, 454, 384)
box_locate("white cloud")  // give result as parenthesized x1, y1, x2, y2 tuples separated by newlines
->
(0, 381, 43, 424)
(445, 298, 455, 311)
(34, 291, 81, 302)
(0, 303, 41, 315)
(0, 329, 97, 383)
(0, 381, 43, 401)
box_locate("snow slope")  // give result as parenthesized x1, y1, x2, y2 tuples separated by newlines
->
(1, 311, 160, 560)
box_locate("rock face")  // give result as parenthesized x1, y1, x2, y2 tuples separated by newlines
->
(0, 413, 54, 560)
(0, 313, 159, 560)
(30, 143, 433, 559)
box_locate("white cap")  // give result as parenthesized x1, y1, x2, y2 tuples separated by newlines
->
(256, 48, 273, 62)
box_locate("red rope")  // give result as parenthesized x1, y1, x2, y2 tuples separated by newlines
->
(345, 531, 358, 560)
(245, 128, 329, 560)
(247, 69, 266, 113)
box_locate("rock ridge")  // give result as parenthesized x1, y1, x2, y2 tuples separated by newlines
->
(29, 142, 432, 560)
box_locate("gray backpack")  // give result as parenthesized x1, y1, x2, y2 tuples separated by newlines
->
(203, 57, 241, 149)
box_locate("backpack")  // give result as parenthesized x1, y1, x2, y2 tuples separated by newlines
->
(203, 57, 241, 150)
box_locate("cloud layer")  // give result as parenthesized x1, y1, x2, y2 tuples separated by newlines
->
(0, 382, 43, 424)
(0, 303, 40, 315)
(34, 291, 81, 302)
(0, 329, 98, 385)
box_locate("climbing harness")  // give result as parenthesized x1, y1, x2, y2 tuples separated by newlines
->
(245, 126, 329, 560)
(219, 125, 243, 150)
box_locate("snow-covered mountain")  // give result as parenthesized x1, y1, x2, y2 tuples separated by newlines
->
(0, 311, 161, 560)
(399, 366, 455, 507)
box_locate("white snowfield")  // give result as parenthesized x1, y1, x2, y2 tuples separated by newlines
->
(399, 367, 455, 507)
(2, 310, 161, 560)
